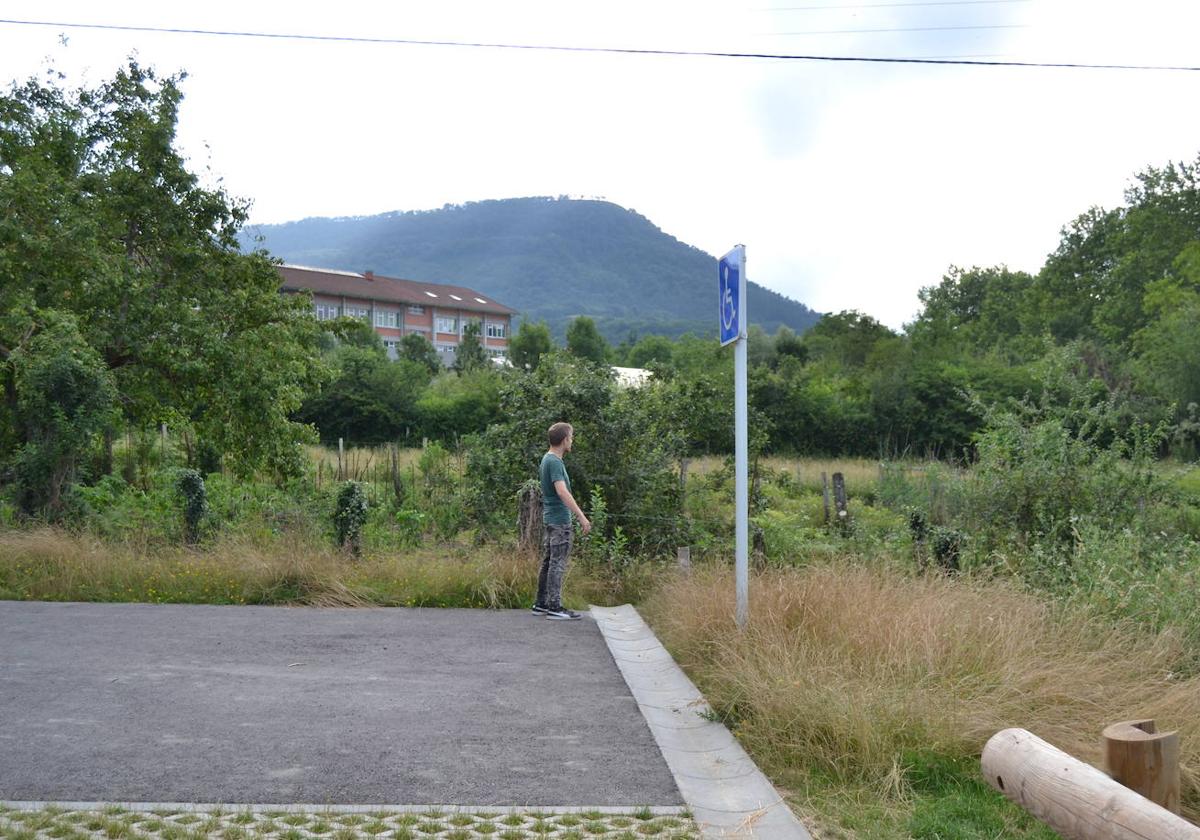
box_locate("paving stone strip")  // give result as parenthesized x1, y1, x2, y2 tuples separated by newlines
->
(0, 805, 700, 840)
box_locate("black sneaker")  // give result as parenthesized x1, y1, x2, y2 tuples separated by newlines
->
(530, 604, 551, 615)
(545, 607, 581, 620)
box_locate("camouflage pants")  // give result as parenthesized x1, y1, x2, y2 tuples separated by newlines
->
(536, 523, 573, 610)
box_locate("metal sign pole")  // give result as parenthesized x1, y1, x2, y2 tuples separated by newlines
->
(734, 299, 748, 629)
(718, 244, 749, 629)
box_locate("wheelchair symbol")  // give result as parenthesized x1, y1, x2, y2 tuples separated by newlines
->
(721, 263, 737, 333)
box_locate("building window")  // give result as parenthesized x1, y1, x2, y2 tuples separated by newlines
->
(383, 339, 399, 359)
(486, 322, 506, 339)
(375, 310, 398, 328)
(407, 305, 425, 315)
(435, 316, 457, 334)
(315, 303, 339, 321)
(344, 305, 369, 321)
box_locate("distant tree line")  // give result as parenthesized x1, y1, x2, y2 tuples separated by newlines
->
(3, 61, 1197, 524)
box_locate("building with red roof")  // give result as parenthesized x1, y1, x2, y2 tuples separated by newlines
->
(278, 264, 516, 365)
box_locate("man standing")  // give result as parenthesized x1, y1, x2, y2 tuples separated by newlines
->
(533, 422, 591, 620)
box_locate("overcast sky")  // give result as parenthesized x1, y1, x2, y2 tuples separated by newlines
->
(3, 1, 1199, 329)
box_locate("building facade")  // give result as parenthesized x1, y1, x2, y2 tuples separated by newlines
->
(278, 265, 516, 365)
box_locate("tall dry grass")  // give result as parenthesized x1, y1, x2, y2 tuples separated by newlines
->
(642, 563, 1200, 820)
(0, 528, 539, 609)
(688, 455, 909, 496)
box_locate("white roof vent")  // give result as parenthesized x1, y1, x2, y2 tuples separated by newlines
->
(424, 291, 438, 298)
(474, 297, 488, 304)
(449, 294, 463, 301)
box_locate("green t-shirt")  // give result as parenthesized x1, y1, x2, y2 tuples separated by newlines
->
(540, 452, 572, 525)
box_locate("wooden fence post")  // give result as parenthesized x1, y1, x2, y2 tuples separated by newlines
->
(821, 472, 830, 523)
(1104, 719, 1181, 814)
(982, 728, 1200, 840)
(832, 472, 849, 530)
(676, 546, 691, 574)
(517, 483, 543, 557)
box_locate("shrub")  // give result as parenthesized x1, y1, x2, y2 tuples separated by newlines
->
(966, 402, 1169, 551)
(176, 469, 209, 544)
(334, 481, 369, 556)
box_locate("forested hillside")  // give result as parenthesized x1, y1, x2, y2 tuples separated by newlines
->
(241, 197, 822, 341)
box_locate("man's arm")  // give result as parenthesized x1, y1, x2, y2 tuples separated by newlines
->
(554, 479, 592, 535)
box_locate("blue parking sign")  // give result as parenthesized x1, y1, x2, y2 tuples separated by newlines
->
(718, 246, 745, 346)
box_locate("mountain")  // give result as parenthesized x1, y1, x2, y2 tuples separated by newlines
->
(241, 197, 822, 342)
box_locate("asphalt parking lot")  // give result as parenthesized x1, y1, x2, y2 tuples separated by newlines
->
(0, 602, 683, 807)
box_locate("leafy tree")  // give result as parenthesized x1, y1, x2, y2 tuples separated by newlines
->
(910, 266, 1039, 360)
(1131, 243, 1200, 453)
(0, 61, 327, 480)
(625, 334, 675, 369)
(464, 355, 686, 553)
(746, 324, 776, 369)
(399, 333, 442, 376)
(453, 322, 489, 374)
(751, 356, 871, 455)
(565, 316, 609, 363)
(295, 347, 429, 444)
(337, 319, 386, 350)
(417, 367, 502, 442)
(804, 311, 896, 369)
(509, 319, 553, 372)
(772, 326, 808, 366)
(1033, 154, 1200, 347)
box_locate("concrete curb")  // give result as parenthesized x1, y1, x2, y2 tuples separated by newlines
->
(590, 605, 812, 840)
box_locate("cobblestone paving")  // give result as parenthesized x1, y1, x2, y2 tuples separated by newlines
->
(0, 806, 698, 840)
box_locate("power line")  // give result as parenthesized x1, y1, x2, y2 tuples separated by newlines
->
(774, 23, 1027, 34)
(761, 0, 1029, 10)
(2, 18, 1198, 72)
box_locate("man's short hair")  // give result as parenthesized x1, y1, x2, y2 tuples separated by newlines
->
(548, 422, 573, 447)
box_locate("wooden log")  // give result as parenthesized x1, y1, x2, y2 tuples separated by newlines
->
(1104, 719, 1181, 814)
(981, 728, 1200, 840)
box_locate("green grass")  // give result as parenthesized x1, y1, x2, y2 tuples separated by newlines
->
(903, 753, 1060, 840)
